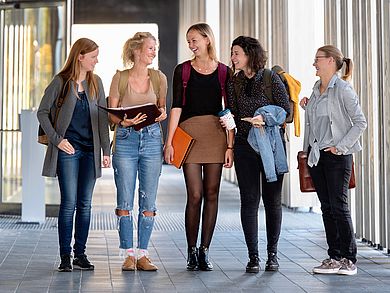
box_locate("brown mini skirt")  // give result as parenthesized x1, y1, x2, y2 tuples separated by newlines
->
(179, 115, 227, 164)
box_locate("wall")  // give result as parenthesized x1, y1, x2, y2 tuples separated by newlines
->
(73, 0, 180, 116)
(285, 0, 324, 209)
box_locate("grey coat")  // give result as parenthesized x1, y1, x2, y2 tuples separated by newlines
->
(37, 74, 110, 178)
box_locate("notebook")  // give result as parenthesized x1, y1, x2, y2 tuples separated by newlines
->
(98, 103, 160, 131)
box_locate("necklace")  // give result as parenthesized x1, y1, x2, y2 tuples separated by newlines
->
(193, 61, 216, 73)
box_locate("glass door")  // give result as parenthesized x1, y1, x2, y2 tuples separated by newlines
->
(0, 1, 67, 213)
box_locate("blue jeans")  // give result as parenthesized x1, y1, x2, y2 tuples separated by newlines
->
(57, 149, 96, 256)
(112, 123, 163, 250)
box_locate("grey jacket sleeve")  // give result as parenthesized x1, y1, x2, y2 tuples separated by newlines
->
(96, 76, 110, 156)
(36, 75, 64, 146)
(335, 83, 367, 154)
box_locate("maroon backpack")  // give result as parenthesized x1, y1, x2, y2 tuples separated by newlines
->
(181, 60, 228, 106)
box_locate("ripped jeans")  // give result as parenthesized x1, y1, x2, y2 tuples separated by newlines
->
(112, 123, 163, 250)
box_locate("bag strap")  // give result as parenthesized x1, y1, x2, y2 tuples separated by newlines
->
(112, 69, 162, 151)
(147, 68, 164, 144)
(110, 70, 129, 152)
(148, 68, 161, 101)
(217, 62, 228, 108)
(181, 60, 191, 106)
(263, 68, 274, 104)
(118, 69, 130, 106)
(119, 68, 160, 102)
(53, 78, 68, 128)
(182, 60, 228, 107)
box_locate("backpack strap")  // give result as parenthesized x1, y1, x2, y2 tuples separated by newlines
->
(182, 60, 228, 107)
(53, 77, 69, 128)
(181, 60, 191, 106)
(118, 69, 130, 106)
(217, 62, 228, 107)
(148, 68, 161, 101)
(110, 69, 130, 151)
(232, 72, 245, 100)
(263, 68, 274, 104)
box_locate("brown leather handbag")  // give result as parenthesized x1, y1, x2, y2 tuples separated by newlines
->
(297, 151, 356, 192)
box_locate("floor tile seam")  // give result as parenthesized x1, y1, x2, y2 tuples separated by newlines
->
(277, 254, 328, 285)
(276, 270, 312, 292)
(353, 253, 390, 282)
(16, 231, 46, 287)
(102, 229, 115, 290)
(37, 238, 58, 292)
(279, 232, 389, 283)
(0, 233, 17, 267)
(163, 237, 210, 290)
(277, 233, 327, 273)
(282, 231, 387, 260)
(281, 230, 328, 256)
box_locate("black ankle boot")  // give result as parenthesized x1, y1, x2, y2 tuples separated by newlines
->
(198, 246, 213, 271)
(186, 246, 199, 271)
(246, 254, 260, 273)
(265, 252, 279, 271)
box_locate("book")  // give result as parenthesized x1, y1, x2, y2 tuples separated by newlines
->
(98, 103, 161, 131)
(171, 127, 195, 169)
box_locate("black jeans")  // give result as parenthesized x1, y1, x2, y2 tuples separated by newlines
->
(234, 141, 283, 257)
(309, 149, 357, 263)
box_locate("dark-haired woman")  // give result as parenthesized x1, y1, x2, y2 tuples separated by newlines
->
(226, 36, 290, 273)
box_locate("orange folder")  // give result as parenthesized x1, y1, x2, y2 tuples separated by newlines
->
(171, 127, 195, 169)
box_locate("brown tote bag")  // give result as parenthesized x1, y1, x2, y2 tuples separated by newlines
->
(297, 151, 356, 193)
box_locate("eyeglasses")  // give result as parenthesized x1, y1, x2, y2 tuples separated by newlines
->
(314, 56, 328, 63)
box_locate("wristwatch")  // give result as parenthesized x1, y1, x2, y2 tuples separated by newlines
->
(336, 148, 343, 155)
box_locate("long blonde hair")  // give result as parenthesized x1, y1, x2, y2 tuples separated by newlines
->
(59, 38, 99, 99)
(122, 32, 157, 68)
(186, 23, 218, 61)
(317, 45, 353, 81)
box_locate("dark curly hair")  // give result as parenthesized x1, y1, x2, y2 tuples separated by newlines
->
(231, 36, 267, 72)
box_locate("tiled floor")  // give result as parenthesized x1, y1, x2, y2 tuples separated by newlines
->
(0, 166, 389, 292)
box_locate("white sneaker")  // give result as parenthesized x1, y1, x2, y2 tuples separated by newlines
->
(312, 258, 341, 274)
(337, 258, 357, 275)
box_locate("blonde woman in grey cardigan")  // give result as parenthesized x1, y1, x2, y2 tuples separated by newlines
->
(37, 38, 110, 272)
(300, 45, 366, 276)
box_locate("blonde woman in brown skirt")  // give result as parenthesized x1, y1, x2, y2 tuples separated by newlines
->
(164, 23, 234, 271)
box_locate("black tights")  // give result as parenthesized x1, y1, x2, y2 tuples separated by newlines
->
(183, 163, 223, 248)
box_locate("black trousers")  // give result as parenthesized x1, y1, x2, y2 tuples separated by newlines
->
(309, 149, 357, 263)
(234, 141, 283, 257)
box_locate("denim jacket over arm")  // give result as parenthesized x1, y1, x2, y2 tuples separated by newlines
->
(303, 75, 367, 155)
(247, 105, 289, 182)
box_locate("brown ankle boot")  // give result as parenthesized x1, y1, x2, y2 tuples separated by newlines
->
(137, 256, 158, 271)
(122, 256, 136, 271)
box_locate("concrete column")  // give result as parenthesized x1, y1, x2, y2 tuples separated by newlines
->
(21, 110, 46, 224)
(283, 0, 324, 209)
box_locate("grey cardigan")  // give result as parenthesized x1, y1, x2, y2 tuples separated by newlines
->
(37, 74, 110, 178)
(303, 74, 367, 154)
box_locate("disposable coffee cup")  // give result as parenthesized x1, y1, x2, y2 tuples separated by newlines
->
(218, 109, 236, 130)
